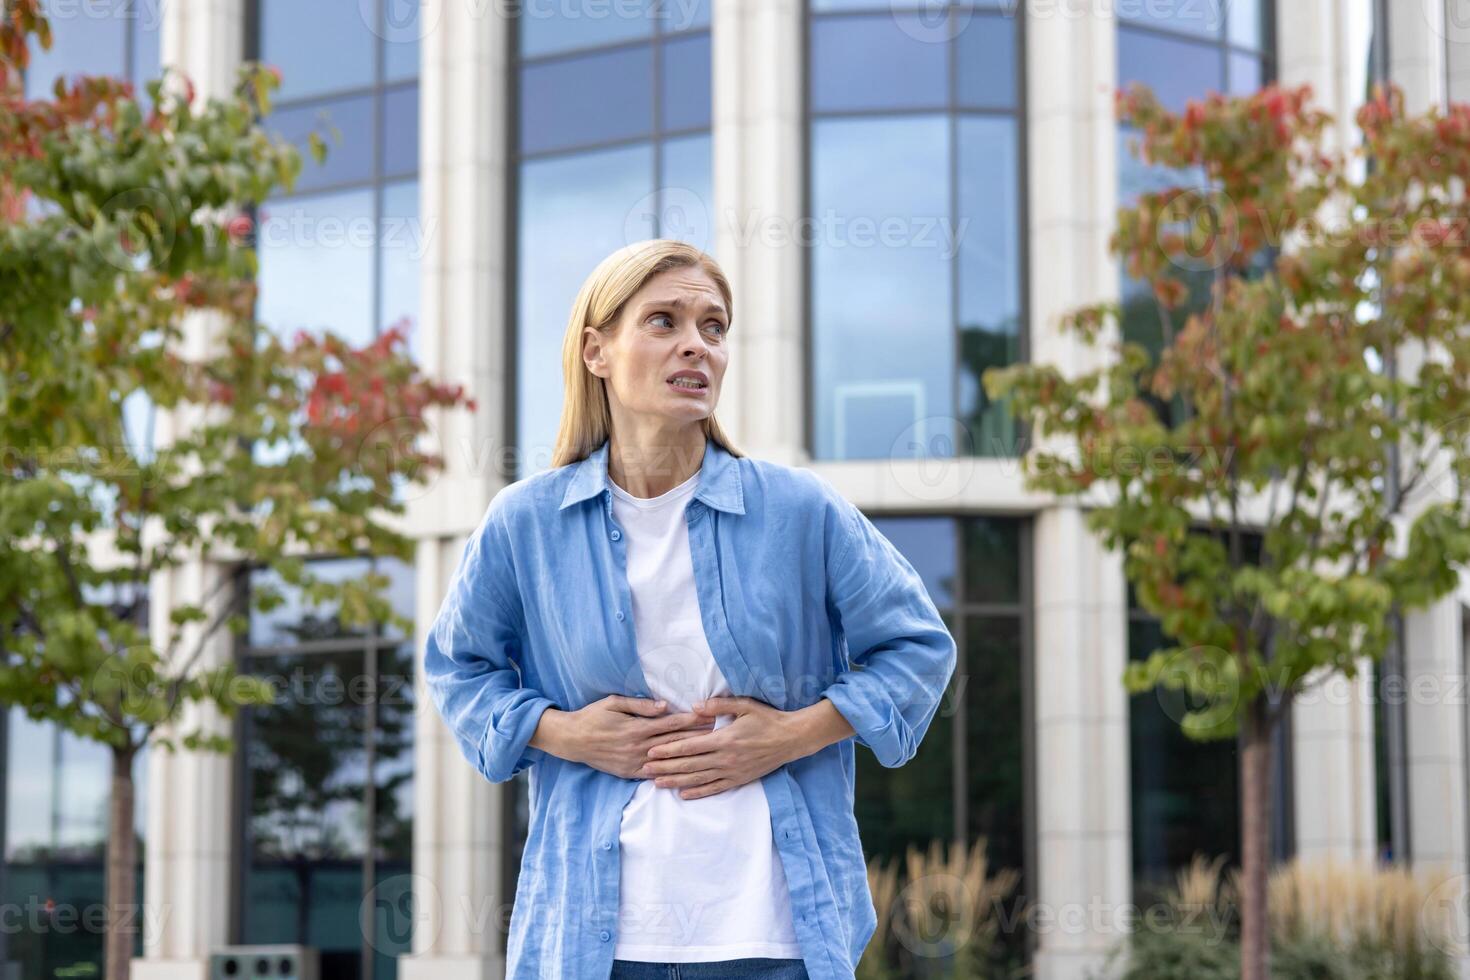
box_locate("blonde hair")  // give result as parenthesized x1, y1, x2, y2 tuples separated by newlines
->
(550, 239, 745, 468)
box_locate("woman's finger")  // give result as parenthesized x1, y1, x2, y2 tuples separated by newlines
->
(679, 778, 739, 800)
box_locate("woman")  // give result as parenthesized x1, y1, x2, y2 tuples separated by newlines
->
(423, 239, 956, 980)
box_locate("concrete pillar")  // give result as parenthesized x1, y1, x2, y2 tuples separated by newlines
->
(1031, 508, 1131, 980)
(1449, 1, 1470, 103)
(1025, 4, 1131, 978)
(1276, 0, 1381, 865)
(1390, 0, 1448, 112)
(133, 2, 245, 977)
(397, 0, 515, 976)
(711, 0, 805, 462)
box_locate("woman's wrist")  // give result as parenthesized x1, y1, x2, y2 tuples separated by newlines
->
(789, 697, 856, 759)
(529, 706, 578, 762)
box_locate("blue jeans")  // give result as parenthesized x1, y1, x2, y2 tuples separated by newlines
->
(609, 958, 809, 979)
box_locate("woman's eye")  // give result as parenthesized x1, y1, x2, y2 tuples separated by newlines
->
(650, 314, 674, 329)
(705, 322, 726, 335)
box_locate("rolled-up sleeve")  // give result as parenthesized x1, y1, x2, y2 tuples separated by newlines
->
(423, 497, 558, 784)
(818, 488, 958, 768)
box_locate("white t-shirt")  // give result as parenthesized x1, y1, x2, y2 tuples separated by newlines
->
(609, 466, 804, 962)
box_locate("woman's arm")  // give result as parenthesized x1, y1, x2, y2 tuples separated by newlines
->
(423, 501, 558, 784)
(815, 489, 958, 767)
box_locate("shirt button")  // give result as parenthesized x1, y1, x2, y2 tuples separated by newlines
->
(601, 839, 613, 850)
(615, 610, 625, 622)
(600, 930, 611, 942)
(610, 529, 621, 541)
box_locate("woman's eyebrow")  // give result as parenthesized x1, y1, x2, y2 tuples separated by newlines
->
(638, 297, 728, 318)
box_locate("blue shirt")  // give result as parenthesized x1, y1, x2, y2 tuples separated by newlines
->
(423, 436, 958, 979)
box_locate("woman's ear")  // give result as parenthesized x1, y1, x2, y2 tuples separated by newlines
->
(582, 326, 608, 379)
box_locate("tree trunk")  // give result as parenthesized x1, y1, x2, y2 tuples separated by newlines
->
(1238, 700, 1274, 980)
(106, 744, 137, 980)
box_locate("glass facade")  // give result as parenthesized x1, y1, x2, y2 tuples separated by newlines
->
(240, 3, 422, 976)
(252, 0, 423, 356)
(1127, 531, 1294, 898)
(23, 0, 161, 103)
(1116, 3, 1279, 896)
(238, 558, 416, 980)
(0, 580, 149, 978)
(1116, 0, 1275, 371)
(513, 0, 714, 475)
(807, 0, 1024, 461)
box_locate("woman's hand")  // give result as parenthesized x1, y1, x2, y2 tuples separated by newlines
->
(635, 695, 816, 800)
(531, 695, 715, 779)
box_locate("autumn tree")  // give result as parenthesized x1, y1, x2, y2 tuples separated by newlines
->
(0, 4, 470, 977)
(985, 82, 1470, 980)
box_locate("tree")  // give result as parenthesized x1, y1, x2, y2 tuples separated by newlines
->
(0, 4, 472, 978)
(984, 81, 1470, 980)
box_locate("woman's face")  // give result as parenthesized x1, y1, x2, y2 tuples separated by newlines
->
(584, 265, 730, 431)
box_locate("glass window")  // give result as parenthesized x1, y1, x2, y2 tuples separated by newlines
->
(1, 587, 149, 980)
(24, 0, 159, 100)
(520, 0, 656, 59)
(520, 47, 655, 154)
(259, 0, 376, 100)
(808, 4, 1024, 461)
(384, 0, 425, 81)
(513, 3, 713, 475)
(856, 516, 1028, 976)
(810, 15, 949, 112)
(1116, 1, 1273, 419)
(380, 180, 423, 360)
(253, 0, 422, 347)
(268, 96, 377, 193)
(956, 14, 1017, 109)
(1117, 29, 1223, 113)
(257, 190, 379, 348)
(661, 32, 712, 131)
(240, 559, 415, 980)
(812, 116, 952, 461)
(957, 117, 1022, 455)
(383, 86, 421, 178)
(1116, 0, 1224, 38)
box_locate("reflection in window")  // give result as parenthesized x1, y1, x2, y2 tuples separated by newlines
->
(808, 1, 1024, 460)
(240, 558, 415, 980)
(252, 0, 421, 356)
(1127, 530, 1293, 899)
(1, 587, 149, 979)
(1115, 2, 1273, 434)
(514, 1, 713, 474)
(857, 516, 1027, 972)
(24, 0, 161, 101)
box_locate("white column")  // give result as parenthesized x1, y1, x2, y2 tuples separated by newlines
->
(1390, 0, 1448, 112)
(1404, 598, 1470, 973)
(1449, 1, 1470, 103)
(1031, 509, 1131, 980)
(710, 0, 805, 462)
(1276, 0, 1381, 865)
(133, 2, 245, 978)
(398, 538, 511, 980)
(1026, 5, 1131, 978)
(398, 0, 514, 976)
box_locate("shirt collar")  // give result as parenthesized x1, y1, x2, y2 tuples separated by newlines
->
(558, 436, 745, 515)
